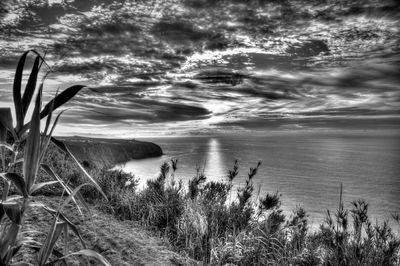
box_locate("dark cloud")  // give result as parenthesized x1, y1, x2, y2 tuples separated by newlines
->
(64, 97, 211, 124)
(286, 40, 330, 57)
(151, 20, 208, 44)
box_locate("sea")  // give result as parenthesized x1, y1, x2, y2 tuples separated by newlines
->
(116, 131, 400, 229)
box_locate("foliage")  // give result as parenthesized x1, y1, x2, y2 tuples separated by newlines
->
(84, 154, 400, 265)
(0, 51, 109, 265)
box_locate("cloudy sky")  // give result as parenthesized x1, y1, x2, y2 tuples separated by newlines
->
(0, 0, 399, 137)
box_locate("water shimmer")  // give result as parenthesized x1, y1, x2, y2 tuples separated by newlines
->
(117, 132, 400, 228)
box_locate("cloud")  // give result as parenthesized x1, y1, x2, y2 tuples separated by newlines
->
(151, 20, 208, 44)
(60, 96, 211, 125)
(0, 0, 399, 135)
(216, 116, 400, 131)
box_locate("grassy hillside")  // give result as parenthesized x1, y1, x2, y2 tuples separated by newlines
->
(19, 196, 187, 266)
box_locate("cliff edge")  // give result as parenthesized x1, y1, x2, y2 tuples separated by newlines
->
(59, 137, 163, 167)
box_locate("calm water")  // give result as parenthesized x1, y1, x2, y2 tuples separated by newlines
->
(116, 132, 400, 228)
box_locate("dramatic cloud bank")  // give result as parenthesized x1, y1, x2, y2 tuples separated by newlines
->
(0, 0, 399, 136)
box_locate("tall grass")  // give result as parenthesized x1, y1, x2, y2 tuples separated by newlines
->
(0, 51, 110, 265)
(76, 155, 400, 265)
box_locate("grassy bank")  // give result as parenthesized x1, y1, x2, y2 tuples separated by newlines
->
(19, 195, 184, 266)
(37, 144, 400, 265)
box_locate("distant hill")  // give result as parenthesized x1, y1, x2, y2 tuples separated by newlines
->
(58, 136, 163, 167)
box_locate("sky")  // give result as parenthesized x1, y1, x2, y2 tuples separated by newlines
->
(0, 0, 399, 137)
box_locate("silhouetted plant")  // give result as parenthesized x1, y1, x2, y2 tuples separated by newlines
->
(259, 191, 281, 213)
(188, 170, 206, 200)
(0, 51, 109, 265)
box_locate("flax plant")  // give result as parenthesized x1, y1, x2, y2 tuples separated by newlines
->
(0, 51, 109, 265)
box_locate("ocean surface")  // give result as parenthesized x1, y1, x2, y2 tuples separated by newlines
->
(116, 132, 400, 229)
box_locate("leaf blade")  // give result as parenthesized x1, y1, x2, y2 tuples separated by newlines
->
(39, 109, 66, 164)
(40, 85, 85, 120)
(1, 200, 23, 224)
(48, 249, 111, 266)
(60, 183, 90, 211)
(0, 172, 28, 198)
(40, 164, 83, 213)
(50, 137, 107, 199)
(43, 206, 87, 249)
(0, 108, 17, 140)
(23, 85, 42, 192)
(29, 181, 59, 195)
(38, 216, 65, 265)
(13, 51, 29, 132)
(22, 55, 40, 116)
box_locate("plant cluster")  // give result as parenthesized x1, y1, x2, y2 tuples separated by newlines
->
(0, 51, 110, 265)
(83, 156, 400, 265)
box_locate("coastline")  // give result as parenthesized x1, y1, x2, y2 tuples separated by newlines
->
(58, 136, 163, 168)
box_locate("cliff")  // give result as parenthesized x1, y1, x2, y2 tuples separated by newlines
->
(59, 136, 163, 167)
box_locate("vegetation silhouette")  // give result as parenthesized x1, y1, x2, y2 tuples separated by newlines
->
(0, 51, 110, 265)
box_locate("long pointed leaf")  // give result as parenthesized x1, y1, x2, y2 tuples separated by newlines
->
(0, 108, 17, 140)
(23, 86, 42, 192)
(19, 80, 44, 136)
(40, 164, 83, 214)
(2, 180, 10, 201)
(24, 242, 66, 262)
(42, 206, 86, 249)
(0, 108, 14, 131)
(1, 201, 22, 224)
(75, 190, 92, 217)
(50, 137, 107, 199)
(13, 51, 29, 132)
(39, 109, 66, 164)
(0, 202, 4, 220)
(47, 249, 111, 266)
(22, 56, 40, 117)
(0, 222, 20, 260)
(0, 124, 6, 149)
(10, 262, 34, 266)
(60, 183, 90, 211)
(45, 221, 66, 264)
(0, 173, 28, 198)
(40, 85, 85, 120)
(42, 88, 57, 139)
(39, 80, 56, 156)
(38, 216, 65, 265)
(0, 142, 14, 152)
(40, 164, 72, 195)
(29, 181, 59, 195)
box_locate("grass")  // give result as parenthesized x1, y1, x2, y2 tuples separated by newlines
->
(48, 147, 399, 265)
(18, 195, 183, 266)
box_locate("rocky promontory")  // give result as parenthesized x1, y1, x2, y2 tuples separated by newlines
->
(59, 136, 163, 167)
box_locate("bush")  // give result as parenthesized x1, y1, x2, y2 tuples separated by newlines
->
(40, 138, 399, 265)
(45, 150, 400, 265)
